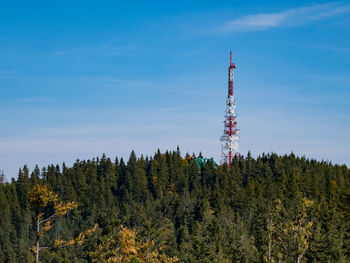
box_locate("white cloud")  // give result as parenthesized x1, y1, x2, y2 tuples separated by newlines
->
(220, 3, 350, 32)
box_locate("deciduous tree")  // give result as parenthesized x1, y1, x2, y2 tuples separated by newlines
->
(28, 184, 97, 263)
(92, 225, 179, 263)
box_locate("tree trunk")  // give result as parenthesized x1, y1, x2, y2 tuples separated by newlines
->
(296, 219, 302, 263)
(36, 218, 40, 263)
(268, 218, 272, 262)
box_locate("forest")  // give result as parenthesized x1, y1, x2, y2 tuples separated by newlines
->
(0, 149, 349, 262)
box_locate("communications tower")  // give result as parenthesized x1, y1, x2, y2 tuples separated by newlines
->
(220, 52, 240, 166)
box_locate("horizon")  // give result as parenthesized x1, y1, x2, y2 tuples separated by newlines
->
(3, 149, 349, 181)
(1, 0, 350, 180)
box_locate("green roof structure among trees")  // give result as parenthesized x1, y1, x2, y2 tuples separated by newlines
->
(195, 158, 218, 169)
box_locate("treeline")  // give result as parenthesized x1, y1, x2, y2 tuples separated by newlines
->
(0, 149, 350, 262)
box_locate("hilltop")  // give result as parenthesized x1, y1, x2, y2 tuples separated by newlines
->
(0, 150, 349, 262)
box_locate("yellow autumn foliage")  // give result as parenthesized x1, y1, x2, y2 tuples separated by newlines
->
(53, 223, 98, 248)
(282, 197, 314, 263)
(28, 184, 58, 213)
(55, 201, 78, 216)
(28, 184, 97, 263)
(92, 225, 179, 263)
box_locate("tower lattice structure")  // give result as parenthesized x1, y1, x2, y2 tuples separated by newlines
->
(220, 52, 240, 166)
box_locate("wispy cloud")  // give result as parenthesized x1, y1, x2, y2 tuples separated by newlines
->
(98, 40, 140, 56)
(0, 135, 215, 154)
(220, 2, 350, 32)
(30, 123, 173, 138)
(157, 105, 197, 112)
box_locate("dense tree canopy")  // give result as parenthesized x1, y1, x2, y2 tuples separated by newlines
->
(0, 150, 349, 262)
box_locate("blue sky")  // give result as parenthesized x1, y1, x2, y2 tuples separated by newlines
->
(1, 0, 350, 179)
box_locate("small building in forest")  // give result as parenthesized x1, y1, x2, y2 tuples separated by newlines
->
(196, 158, 218, 169)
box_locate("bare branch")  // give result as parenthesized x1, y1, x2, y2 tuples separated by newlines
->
(39, 213, 56, 225)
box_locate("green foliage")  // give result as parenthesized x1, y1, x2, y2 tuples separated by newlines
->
(0, 151, 350, 262)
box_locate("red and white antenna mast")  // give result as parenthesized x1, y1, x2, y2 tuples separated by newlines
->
(220, 51, 240, 166)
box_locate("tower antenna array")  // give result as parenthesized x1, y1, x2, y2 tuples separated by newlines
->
(220, 51, 240, 166)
